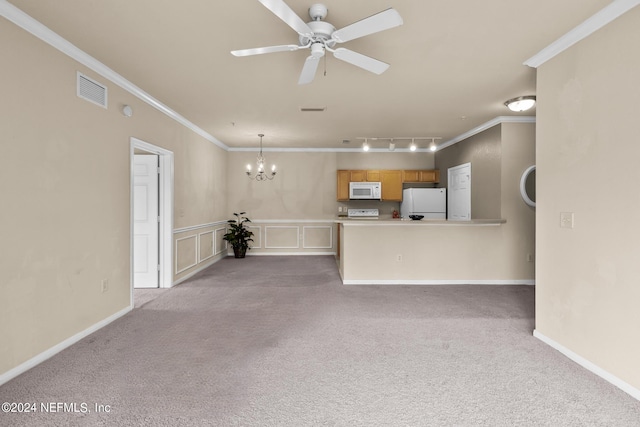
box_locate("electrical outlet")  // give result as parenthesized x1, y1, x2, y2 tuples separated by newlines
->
(560, 212, 574, 229)
(396, 254, 403, 262)
(101, 279, 108, 293)
(338, 206, 343, 213)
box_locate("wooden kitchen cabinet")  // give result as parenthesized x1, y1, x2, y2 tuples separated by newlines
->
(419, 169, 440, 183)
(380, 170, 403, 201)
(349, 170, 367, 182)
(337, 169, 440, 200)
(366, 170, 381, 182)
(402, 169, 440, 183)
(337, 170, 351, 201)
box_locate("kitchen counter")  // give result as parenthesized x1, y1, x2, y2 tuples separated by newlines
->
(336, 218, 506, 226)
(336, 217, 532, 285)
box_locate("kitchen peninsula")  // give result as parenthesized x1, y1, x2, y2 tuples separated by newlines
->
(336, 218, 534, 285)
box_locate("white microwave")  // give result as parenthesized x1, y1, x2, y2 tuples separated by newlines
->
(349, 182, 382, 200)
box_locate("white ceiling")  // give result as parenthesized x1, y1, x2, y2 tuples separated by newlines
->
(7, 0, 612, 149)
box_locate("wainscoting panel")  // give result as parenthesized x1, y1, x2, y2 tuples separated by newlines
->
(302, 226, 333, 249)
(264, 226, 299, 249)
(175, 235, 198, 274)
(246, 225, 262, 249)
(214, 227, 227, 255)
(198, 231, 214, 262)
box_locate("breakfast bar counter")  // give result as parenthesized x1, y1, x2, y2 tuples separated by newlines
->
(336, 218, 534, 285)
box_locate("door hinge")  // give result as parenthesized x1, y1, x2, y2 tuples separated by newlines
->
(157, 264, 161, 272)
(157, 216, 161, 223)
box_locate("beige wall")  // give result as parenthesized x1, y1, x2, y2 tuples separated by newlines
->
(341, 221, 533, 283)
(536, 7, 640, 390)
(435, 125, 502, 219)
(227, 150, 436, 221)
(500, 123, 536, 280)
(337, 151, 435, 170)
(431, 122, 535, 279)
(0, 20, 227, 376)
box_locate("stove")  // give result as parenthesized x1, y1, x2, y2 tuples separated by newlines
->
(347, 208, 379, 218)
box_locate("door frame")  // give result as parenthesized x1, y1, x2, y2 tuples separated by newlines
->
(129, 137, 174, 302)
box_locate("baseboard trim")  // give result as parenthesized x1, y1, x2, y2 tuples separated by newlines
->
(343, 279, 535, 285)
(246, 252, 337, 256)
(172, 254, 224, 286)
(0, 305, 131, 387)
(533, 330, 640, 401)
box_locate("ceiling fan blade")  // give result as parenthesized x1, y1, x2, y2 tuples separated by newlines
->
(231, 44, 301, 57)
(258, 0, 314, 38)
(332, 48, 389, 75)
(298, 55, 321, 85)
(331, 8, 403, 43)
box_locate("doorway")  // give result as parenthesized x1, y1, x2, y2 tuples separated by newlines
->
(130, 138, 174, 305)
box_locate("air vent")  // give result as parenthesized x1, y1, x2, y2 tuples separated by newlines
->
(299, 106, 326, 112)
(77, 72, 107, 108)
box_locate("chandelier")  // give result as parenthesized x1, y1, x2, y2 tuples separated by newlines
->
(246, 134, 276, 181)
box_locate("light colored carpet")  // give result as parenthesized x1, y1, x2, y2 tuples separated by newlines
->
(1, 256, 639, 426)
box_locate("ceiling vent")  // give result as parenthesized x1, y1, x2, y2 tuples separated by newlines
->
(77, 72, 107, 108)
(299, 107, 326, 112)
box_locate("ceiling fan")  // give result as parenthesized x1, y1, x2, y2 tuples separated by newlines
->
(231, 0, 403, 85)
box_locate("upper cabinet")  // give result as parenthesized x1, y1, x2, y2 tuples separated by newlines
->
(337, 169, 439, 201)
(337, 170, 351, 201)
(349, 170, 380, 182)
(403, 169, 440, 183)
(380, 170, 403, 201)
(349, 170, 367, 182)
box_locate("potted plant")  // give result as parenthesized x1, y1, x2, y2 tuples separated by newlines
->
(223, 212, 254, 258)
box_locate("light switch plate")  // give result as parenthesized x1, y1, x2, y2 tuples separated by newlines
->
(560, 212, 574, 229)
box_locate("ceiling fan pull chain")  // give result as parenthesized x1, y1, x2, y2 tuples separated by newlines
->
(324, 53, 327, 77)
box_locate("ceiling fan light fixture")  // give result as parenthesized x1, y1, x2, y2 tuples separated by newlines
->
(505, 96, 536, 112)
(232, 2, 403, 85)
(310, 42, 325, 58)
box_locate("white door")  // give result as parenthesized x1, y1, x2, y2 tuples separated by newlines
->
(447, 163, 471, 220)
(133, 154, 159, 288)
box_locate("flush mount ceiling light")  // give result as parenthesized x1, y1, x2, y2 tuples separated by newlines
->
(246, 134, 276, 181)
(505, 95, 536, 112)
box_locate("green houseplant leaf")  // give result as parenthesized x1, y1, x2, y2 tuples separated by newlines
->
(222, 212, 254, 257)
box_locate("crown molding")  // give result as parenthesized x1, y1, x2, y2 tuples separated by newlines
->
(0, 0, 228, 151)
(524, 0, 640, 68)
(437, 116, 536, 151)
(228, 147, 436, 153)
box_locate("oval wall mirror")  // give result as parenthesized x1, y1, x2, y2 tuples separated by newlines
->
(520, 165, 536, 208)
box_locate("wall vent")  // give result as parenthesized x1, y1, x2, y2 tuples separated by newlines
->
(299, 106, 326, 112)
(77, 72, 107, 108)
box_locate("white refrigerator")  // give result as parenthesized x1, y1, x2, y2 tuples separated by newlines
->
(400, 188, 447, 219)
